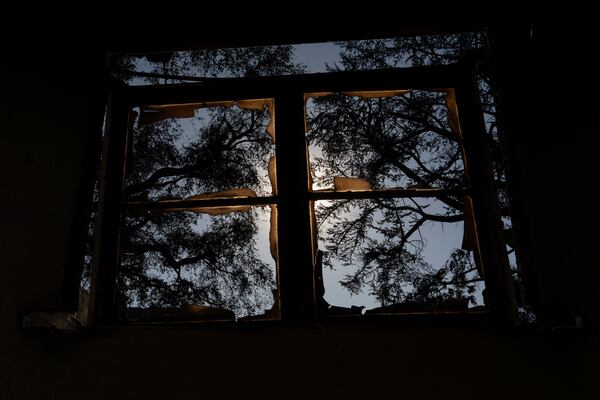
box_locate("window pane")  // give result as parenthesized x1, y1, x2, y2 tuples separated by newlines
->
(306, 90, 465, 191)
(118, 205, 278, 321)
(313, 198, 484, 315)
(125, 100, 276, 201)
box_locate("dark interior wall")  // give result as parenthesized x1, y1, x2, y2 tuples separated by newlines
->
(1, 23, 597, 399)
(491, 24, 600, 328)
(0, 31, 106, 395)
(1, 325, 595, 399)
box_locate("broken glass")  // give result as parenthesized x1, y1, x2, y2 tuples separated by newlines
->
(126, 99, 275, 201)
(118, 206, 277, 321)
(306, 90, 465, 192)
(313, 197, 485, 314)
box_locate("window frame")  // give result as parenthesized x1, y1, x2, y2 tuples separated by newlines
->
(87, 63, 517, 326)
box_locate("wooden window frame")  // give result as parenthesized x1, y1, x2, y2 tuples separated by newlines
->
(87, 62, 517, 326)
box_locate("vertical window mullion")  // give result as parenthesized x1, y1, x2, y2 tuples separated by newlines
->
(455, 71, 517, 325)
(275, 92, 316, 322)
(88, 84, 130, 326)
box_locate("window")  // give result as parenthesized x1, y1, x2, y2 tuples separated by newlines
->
(307, 89, 478, 315)
(122, 99, 278, 322)
(84, 60, 517, 326)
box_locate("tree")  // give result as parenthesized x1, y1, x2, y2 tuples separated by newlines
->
(121, 104, 277, 317)
(85, 46, 303, 318)
(307, 32, 506, 310)
(84, 32, 512, 318)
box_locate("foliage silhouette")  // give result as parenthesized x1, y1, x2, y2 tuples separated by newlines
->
(101, 46, 299, 318)
(308, 33, 499, 309)
(84, 33, 511, 317)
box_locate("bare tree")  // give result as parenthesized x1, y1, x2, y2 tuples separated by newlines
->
(308, 32, 506, 310)
(85, 33, 512, 317)
(87, 46, 302, 318)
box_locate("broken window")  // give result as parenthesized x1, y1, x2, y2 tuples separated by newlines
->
(79, 32, 520, 326)
(306, 90, 484, 315)
(120, 208, 277, 322)
(127, 100, 275, 200)
(118, 98, 278, 322)
(306, 90, 465, 191)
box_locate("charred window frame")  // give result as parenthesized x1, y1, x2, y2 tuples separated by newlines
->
(87, 62, 517, 326)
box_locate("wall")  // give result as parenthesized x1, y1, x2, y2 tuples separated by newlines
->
(1, 24, 597, 399)
(492, 24, 600, 328)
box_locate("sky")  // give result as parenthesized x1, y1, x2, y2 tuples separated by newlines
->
(293, 42, 340, 73)
(292, 44, 483, 309)
(120, 39, 486, 315)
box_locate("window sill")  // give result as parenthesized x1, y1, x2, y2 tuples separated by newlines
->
(23, 309, 494, 332)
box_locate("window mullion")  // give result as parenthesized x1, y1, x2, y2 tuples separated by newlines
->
(125, 196, 276, 212)
(308, 187, 469, 201)
(455, 70, 517, 325)
(275, 92, 316, 322)
(88, 83, 131, 326)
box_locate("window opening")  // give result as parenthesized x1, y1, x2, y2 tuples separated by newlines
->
(118, 98, 278, 322)
(306, 89, 484, 315)
(74, 30, 526, 326)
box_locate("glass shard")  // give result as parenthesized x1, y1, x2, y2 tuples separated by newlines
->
(332, 177, 372, 192)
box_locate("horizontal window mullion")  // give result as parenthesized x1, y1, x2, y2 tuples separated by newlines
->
(125, 196, 277, 211)
(308, 187, 469, 201)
